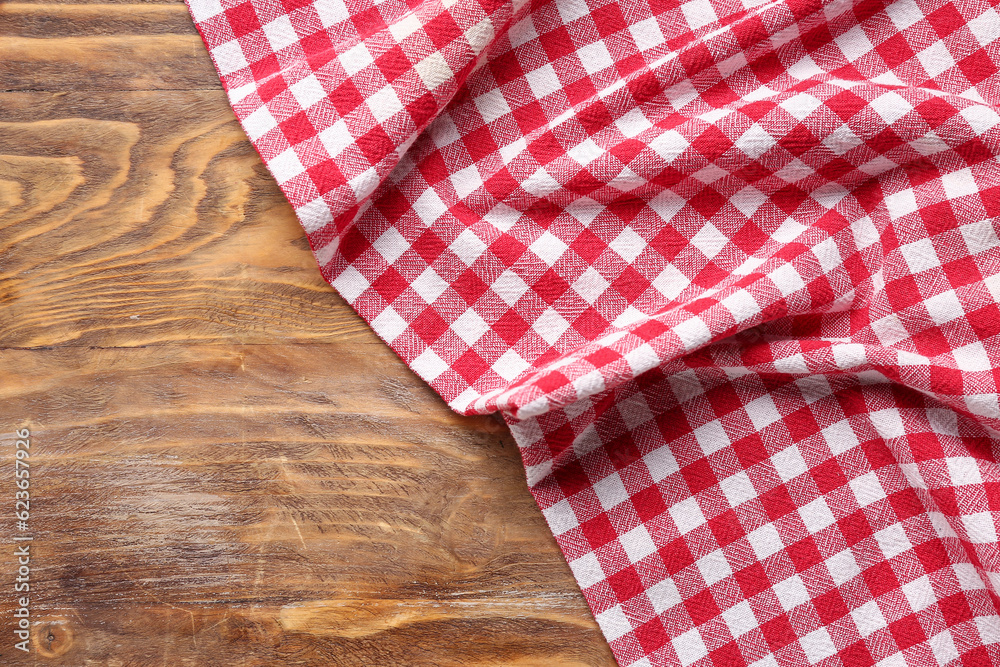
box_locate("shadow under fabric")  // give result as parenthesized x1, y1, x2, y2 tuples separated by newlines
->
(184, 0, 1000, 662)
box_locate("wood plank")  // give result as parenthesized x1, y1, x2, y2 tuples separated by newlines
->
(0, 90, 375, 347)
(0, 3, 199, 38)
(2, 35, 218, 91)
(12, 0, 182, 4)
(0, 344, 614, 665)
(1, 3, 216, 92)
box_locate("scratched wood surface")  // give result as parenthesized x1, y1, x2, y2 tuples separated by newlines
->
(0, 3, 615, 664)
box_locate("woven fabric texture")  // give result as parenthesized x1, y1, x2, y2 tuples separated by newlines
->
(186, 0, 1000, 662)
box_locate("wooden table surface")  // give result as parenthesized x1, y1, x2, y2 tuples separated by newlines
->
(0, 3, 616, 664)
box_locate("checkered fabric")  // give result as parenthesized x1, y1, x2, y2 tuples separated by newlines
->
(186, 0, 1000, 661)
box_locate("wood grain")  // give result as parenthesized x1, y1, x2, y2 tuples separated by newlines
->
(1, 4, 218, 91)
(0, 4, 615, 665)
(0, 91, 374, 347)
(0, 345, 610, 665)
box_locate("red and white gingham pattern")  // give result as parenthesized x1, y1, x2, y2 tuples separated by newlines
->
(186, 0, 1000, 661)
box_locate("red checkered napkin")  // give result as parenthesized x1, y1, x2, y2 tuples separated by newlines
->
(186, 0, 1000, 661)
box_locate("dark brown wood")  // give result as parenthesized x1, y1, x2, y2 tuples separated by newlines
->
(0, 4, 615, 665)
(1, 8, 219, 92)
(0, 345, 610, 665)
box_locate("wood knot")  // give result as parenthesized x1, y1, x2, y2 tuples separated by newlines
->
(33, 616, 74, 658)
